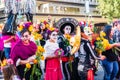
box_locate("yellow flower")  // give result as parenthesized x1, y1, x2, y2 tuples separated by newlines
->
(37, 34, 43, 40)
(102, 39, 110, 50)
(41, 56, 45, 60)
(49, 27, 55, 31)
(1, 59, 7, 66)
(28, 25, 33, 32)
(34, 33, 43, 40)
(100, 31, 106, 37)
(65, 34, 71, 41)
(96, 37, 100, 41)
(33, 59, 38, 64)
(18, 25, 23, 31)
(26, 63, 31, 69)
(45, 24, 50, 29)
(37, 46, 45, 53)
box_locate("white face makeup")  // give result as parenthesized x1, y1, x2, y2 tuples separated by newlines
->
(50, 31, 58, 42)
(84, 27, 92, 36)
(64, 25, 71, 34)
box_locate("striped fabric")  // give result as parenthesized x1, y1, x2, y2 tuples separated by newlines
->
(4, 0, 36, 14)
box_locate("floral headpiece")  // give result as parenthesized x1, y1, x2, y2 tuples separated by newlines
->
(47, 27, 58, 35)
(40, 20, 50, 30)
(18, 22, 33, 32)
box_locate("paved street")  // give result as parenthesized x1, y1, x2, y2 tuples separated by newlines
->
(94, 63, 104, 80)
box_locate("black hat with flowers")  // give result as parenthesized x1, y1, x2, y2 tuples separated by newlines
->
(56, 18, 78, 34)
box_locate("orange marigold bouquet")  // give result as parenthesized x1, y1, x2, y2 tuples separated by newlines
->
(95, 31, 110, 55)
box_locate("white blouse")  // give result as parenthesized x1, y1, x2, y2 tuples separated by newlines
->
(44, 40, 59, 58)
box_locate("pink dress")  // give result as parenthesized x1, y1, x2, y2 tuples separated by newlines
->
(44, 40, 63, 80)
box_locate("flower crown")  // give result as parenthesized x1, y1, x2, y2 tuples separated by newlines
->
(47, 27, 58, 35)
(18, 22, 33, 32)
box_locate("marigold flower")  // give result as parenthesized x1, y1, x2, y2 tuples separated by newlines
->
(18, 25, 23, 31)
(1, 59, 7, 66)
(100, 31, 106, 37)
(102, 39, 110, 50)
(26, 63, 31, 69)
(45, 24, 49, 29)
(41, 56, 45, 60)
(33, 59, 38, 64)
(65, 34, 71, 41)
(28, 25, 33, 32)
(49, 27, 55, 31)
(34, 33, 43, 40)
(37, 46, 45, 52)
(96, 37, 100, 41)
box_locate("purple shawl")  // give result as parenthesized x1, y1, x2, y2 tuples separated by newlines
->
(10, 40, 37, 65)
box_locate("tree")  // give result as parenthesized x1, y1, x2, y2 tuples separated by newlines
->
(97, 0, 120, 22)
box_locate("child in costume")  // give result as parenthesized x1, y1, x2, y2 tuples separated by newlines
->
(44, 28, 63, 80)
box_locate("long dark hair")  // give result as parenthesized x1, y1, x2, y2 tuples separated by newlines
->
(20, 28, 31, 36)
(103, 25, 112, 42)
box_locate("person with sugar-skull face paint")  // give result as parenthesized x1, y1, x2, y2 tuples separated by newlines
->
(57, 18, 78, 80)
(63, 25, 72, 34)
(44, 29, 63, 80)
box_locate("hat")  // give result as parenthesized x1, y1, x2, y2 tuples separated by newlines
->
(56, 18, 78, 34)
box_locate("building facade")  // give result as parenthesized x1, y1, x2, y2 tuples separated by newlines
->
(35, 0, 108, 23)
(0, 0, 108, 23)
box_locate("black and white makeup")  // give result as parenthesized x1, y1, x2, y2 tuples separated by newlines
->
(63, 25, 71, 34)
(49, 31, 58, 42)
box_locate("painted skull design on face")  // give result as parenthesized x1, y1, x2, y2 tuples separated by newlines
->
(50, 31, 58, 42)
(64, 25, 71, 34)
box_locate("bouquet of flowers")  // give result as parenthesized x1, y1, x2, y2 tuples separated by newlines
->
(54, 48, 64, 57)
(24, 45, 45, 80)
(95, 31, 110, 55)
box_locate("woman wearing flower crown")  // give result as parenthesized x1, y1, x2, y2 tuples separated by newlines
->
(44, 28, 63, 80)
(10, 28, 38, 80)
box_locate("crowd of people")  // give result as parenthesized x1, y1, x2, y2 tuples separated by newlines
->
(0, 17, 120, 80)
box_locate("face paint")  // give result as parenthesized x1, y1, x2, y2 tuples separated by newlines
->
(64, 25, 71, 34)
(84, 27, 93, 40)
(50, 31, 58, 42)
(22, 32, 31, 43)
(84, 27, 92, 36)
